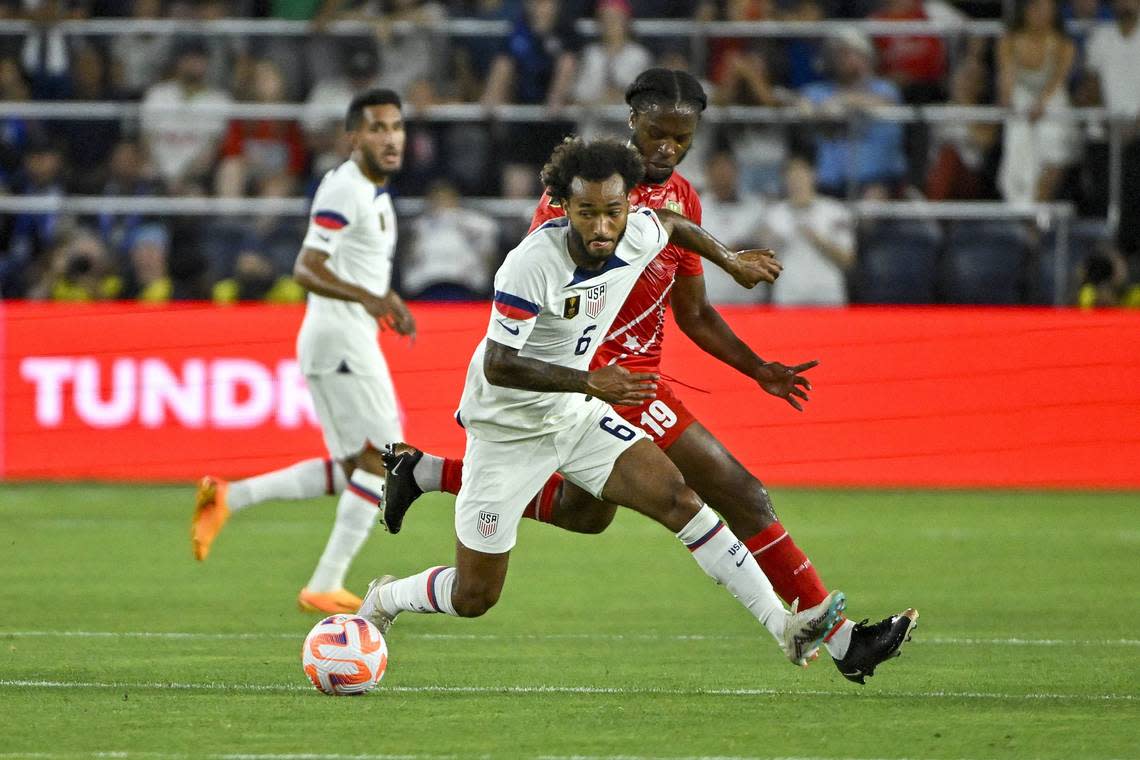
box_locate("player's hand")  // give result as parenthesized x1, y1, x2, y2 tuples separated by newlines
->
(585, 365, 658, 406)
(381, 292, 417, 339)
(729, 249, 782, 287)
(754, 359, 818, 411)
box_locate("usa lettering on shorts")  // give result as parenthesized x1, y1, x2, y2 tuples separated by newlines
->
(477, 511, 499, 538)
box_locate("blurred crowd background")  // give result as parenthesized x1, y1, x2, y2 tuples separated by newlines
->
(0, 0, 1137, 307)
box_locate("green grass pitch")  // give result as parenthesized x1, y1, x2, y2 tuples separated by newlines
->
(1, 483, 1136, 760)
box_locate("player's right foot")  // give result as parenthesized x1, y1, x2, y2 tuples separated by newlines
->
(191, 476, 230, 561)
(832, 608, 919, 684)
(783, 590, 846, 667)
(297, 587, 363, 614)
(358, 575, 399, 634)
(380, 445, 424, 535)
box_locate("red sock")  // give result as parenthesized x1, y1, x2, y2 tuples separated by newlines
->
(440, 458, 463, 495)
(745, 522, 830, 610)
(521, 473, 563, 522)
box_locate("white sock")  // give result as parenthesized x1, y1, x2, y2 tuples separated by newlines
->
(379, 566, 458, 616)
(412, 452, 445, 493)
(228, 458, 344, 513)
(677, 505, 787, 642)
(824, 619, 856, 659)
(305, 470, 382, 592)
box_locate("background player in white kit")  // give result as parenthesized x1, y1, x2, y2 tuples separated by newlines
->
(358, 138, 845, 665)
(191, 89, 415, 614)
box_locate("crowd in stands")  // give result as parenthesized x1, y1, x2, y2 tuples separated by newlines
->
(0, 0, 1137, 307)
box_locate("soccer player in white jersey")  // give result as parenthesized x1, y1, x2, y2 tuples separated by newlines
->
(358, 138, 846, 666)
(191, 89, 415, 614)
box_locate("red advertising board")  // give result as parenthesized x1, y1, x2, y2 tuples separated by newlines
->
(2, 302, 1138, 488)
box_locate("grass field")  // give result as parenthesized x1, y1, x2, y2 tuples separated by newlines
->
(0, 484, 1137, 760)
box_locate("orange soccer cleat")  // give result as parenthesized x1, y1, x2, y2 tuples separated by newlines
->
(191, 476, 230, 561)
(297, 587, 364, 614)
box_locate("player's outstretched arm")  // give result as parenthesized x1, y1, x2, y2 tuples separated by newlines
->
(671, 274, 817, 411)
(655, 209, 781, 288)
(484, 339, 658, 406)
(293, 247, 415, 336)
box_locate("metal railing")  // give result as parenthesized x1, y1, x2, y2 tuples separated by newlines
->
(0, 194, 1080, 305)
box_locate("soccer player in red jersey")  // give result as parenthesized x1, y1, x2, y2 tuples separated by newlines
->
(381, 69, 917, 683)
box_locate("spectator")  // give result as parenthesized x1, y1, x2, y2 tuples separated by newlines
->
(216, 59, 306, 198)
(1084, 0, 1139, 253)
(28, 229, 122, 302)
(697, 151, 769, 304)
(19, 0, 81, 100)
(140, 36, 232, 194)
(4, 137, 66, 297)
(870, 0, 948, 103)
(451, 0, 523, 102)
(997, 0, 1081, 203)
(925, 57, 1000, 199)
(482, 0, 579, 109)
(482, 0, 581, 196)
(303, 43, 383, 180)
(710, 42, 794, 196)
(574, 0, 652, 105)
(331, 0, 449, 98)
(781, 0, 828, 90)
(697, 0, 775, 86)
(799, 28, 908, 197)
(54, 44, 124, 191)
(95, 139, 171, 301)
(763, 153, 856, 305)
(109, 0, 172, 98)
(401, 180, 500, 299)
(0, 56, 39, 189)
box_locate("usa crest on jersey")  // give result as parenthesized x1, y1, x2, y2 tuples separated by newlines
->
(585, 283, 607, 319)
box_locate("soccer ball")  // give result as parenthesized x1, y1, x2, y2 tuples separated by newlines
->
(301, 614, 388, 696)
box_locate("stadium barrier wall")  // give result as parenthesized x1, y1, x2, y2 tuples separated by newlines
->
(1, 302, 1137, 488)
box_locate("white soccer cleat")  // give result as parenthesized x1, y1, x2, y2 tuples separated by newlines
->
(783, 590, 847, 667)
(357, 574, 400, 635)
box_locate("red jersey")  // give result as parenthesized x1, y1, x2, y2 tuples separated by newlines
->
(529, 171, 704, 373)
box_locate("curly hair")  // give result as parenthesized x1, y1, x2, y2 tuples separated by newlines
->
(624, 68, 708, 115)
(540, 137, 646, 203)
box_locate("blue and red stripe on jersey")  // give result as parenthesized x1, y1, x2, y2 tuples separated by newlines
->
(493, 290, 540, 320)
(313, 210, 350, 230)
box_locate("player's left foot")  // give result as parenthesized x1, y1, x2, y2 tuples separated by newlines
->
(832, 608, 919, 684)
(297, 587, 363, 614)
(380, 444, 424, 535)
(191, 476, 230, 561)
(783, 590, 847, 667)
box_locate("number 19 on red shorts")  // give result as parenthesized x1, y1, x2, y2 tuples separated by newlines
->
(615, 381, 697, 450)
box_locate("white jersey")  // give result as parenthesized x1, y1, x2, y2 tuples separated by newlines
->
(296, 159, 398, 376)
(458, 209, 670, 441)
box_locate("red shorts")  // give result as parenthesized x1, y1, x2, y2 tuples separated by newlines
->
(613, 380, 697, 450)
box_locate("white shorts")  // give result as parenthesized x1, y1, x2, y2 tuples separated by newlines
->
(454, 399, 648, 554)
(306, 369, 403, 461)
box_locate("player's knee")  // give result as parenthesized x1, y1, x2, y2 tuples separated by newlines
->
(722, 475, 777, 527)
(663, 481, 704, 532)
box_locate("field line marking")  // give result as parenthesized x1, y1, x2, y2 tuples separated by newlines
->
(2, 630, 1139, 647)
(0, 754, 1020, 760)
(0, 679, 1134, 702)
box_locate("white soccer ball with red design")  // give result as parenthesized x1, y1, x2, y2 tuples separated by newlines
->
(301, 614, 388, 695)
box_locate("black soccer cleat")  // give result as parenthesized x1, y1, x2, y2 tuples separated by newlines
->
(832, 608, 919, 684)
(380, 445, 425, 535)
